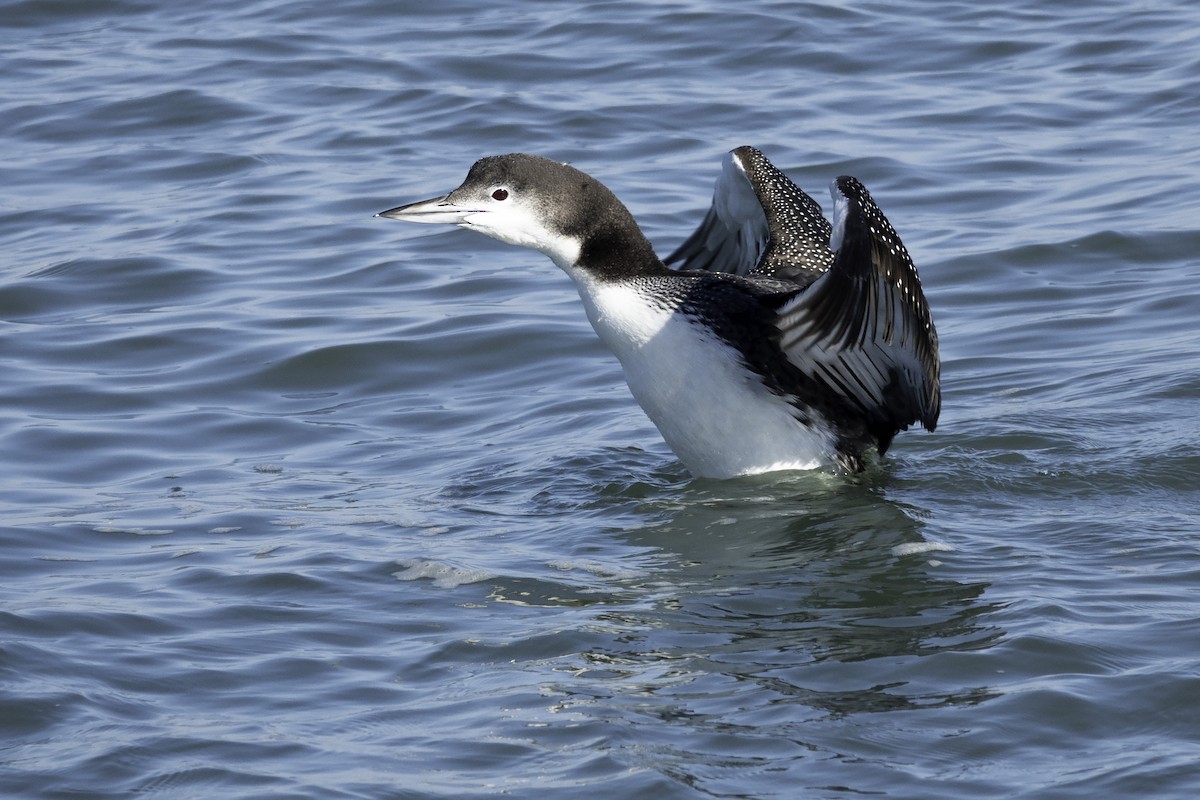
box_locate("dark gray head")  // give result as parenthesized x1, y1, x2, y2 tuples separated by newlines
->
(379, 154, 661, 275)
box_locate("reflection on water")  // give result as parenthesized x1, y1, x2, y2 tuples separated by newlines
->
(481, 472, 1003, 740)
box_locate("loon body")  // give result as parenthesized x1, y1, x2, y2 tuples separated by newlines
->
(378, 147, 940, 478)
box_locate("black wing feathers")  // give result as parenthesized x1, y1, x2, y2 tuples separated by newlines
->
(667, 148, 940, 463)
(776, 176, 940, 451)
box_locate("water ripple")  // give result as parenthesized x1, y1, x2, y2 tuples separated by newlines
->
(3, 0, 1200, 798)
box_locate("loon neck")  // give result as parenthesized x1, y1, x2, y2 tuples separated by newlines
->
(572, 213, 670, 281)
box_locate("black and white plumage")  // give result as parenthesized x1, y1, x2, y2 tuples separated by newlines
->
(378, 146, 940, 478)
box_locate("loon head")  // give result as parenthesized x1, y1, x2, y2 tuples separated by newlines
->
(378, 153, 661, 275)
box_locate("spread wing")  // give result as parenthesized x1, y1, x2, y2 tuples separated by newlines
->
(775, 176, 940, 451)
(665, 147, 940, 456)
(664, 146, 834, 285)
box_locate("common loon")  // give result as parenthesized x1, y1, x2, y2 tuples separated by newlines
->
(378, 146, 940, 478)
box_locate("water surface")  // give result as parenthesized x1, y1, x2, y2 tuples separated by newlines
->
(2, 1, 1199, 797)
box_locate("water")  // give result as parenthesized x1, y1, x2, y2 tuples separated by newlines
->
(2, 1, 1199, 797)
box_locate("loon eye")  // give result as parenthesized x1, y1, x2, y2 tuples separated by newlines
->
(491, 188, 509, 201)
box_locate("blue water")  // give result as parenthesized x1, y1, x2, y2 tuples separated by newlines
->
(3, 1, 1200, 797)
